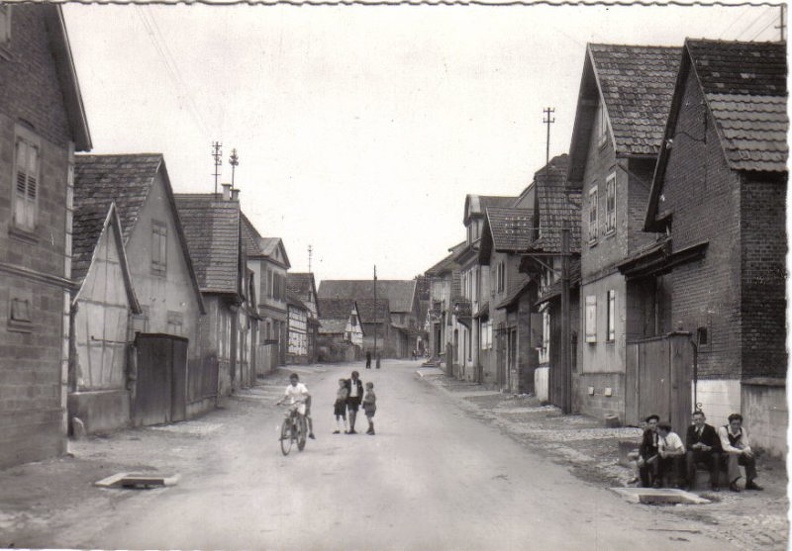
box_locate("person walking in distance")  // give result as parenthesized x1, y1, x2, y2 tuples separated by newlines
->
(362, 381, 377, 435)
(333, 378, 349, 434)
(345, 370, 364, 434)
(365, 351, 372, 369)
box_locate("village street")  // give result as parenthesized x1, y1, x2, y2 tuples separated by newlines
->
(3, 360, 781, 551)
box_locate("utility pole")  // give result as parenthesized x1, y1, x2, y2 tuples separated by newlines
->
(561, 221, 571, 414)
(211, 142, 222, 196)
(308, 245, 313, 273)
(543, 107, 555, 165)
(373, 265, 379, 368)
(229, 148, 239, 189)
(776, 3, 786, 41)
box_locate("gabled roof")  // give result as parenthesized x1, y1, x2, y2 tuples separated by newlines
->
(318, 298, 357, 320)
(286, 290, 308, 310)
(287, 272, 317, 299)
(44, 5, 91, 151)
(318, 280, 416, 313)
(174, 194, 241, 295)
(71, 202, 140, 313)
(356, 298, 390, 324)
(646, 39, 788, 230)
(485, 208, 536, 252)
(74, 153, 205, 314)
(464, 195, 515, 225)
(425, 241, 466, 277)
(530, 154, 582, 254)
(240, 213, 291, 269)
(568, 44, 681, 184)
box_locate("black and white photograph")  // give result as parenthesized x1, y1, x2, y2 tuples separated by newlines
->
(0, 0, 788, 549)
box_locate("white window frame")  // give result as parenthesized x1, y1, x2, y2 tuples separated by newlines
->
(605, 173, 616, 235)
(585, 295, 597, 343)
(588, 186, 599, 244)
(13, 126, 41, 232)
(607, 290, 616, 342)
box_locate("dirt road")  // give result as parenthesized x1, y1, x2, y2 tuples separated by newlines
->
(1, 360, 749, 550)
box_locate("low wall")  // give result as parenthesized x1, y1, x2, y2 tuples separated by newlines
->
(68, 389, 130, 435)
(742, 379, 787, 459)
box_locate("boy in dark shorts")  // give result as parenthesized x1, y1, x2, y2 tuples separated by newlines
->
(362, 381, 377, 435)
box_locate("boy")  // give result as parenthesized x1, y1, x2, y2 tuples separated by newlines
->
(276, 373, 315, 439)
(333, 378, 349, 434)
(362, 381, 377, 435)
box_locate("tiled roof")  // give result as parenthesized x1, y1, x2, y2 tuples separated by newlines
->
(318, 298, 357, 320)
(318, 318, 347, 335)
(589, 44, 681, 156)
(240, 213, 288, 265)
(356, 298, 390, 324)
(175, 194, 240, 294)
(425, 241, 466, 276)
(532, 154, 582, 254)
(686, 39, 788, 173)
(71, 203, 112, 283)
(495, 275, 532, 309)
(318, 280, 416, 313)
(286, 290, 307, 310)
(486, 208, 535, 252)
(287, 273, 315, 297)
(74, 154, 163, 243)
(464, 195, 515, 224)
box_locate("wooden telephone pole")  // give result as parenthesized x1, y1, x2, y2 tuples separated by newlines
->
(543, 107, 555, 165)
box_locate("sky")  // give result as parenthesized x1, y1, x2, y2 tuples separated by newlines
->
(61, 2, 786, 284)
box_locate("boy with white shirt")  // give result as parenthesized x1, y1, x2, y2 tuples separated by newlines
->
(653, 422, 686, 488)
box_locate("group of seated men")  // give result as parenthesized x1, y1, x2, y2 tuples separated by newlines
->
(637, 410, 763, 492)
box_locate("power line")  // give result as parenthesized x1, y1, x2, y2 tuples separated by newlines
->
(750, 15, 778, 40)
(718, 6, 753, 38)
(735, 7, 777, 40)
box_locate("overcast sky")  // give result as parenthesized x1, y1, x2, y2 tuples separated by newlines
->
(62, 2, 785, 283)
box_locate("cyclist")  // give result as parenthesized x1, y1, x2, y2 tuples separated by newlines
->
(276, 373, 315, 439)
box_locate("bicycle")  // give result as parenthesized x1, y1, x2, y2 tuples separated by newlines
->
(279, 403, 307, 456)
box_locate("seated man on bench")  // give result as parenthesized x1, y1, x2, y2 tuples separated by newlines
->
(654, 422, 686, 488)
(685, 410, 722, 491)
(718, 413, 763, 492)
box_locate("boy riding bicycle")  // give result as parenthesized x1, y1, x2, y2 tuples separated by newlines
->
(276, 373, 315, 439)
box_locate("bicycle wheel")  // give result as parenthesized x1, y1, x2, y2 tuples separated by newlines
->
(280, 420, 293, 456)
(297, 415, 307, 451)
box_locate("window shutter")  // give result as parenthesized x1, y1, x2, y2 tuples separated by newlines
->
(585, 295, 597, 343)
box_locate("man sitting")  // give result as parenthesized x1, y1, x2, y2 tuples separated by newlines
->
(654, 422, 686, 488)
(685, 410, 722, 491)
(637, 414, 660, 488)
(718, 413, 763, 492)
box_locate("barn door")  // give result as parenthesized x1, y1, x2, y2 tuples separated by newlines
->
(133, 333, 188, 427)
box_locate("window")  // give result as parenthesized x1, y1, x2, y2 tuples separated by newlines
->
(496, 261, 506, 293)
(151, 222, 168, 275)
(607, 290, 616, 342)
(597, 100, 608, 146)
(0, 5, 11, 47)
(588, 186, 598, 244)
(585, 295, 597, 343)
(605, 174, 616, 235)
(8, 289, 32, 332)
(13, 127, 40, 232)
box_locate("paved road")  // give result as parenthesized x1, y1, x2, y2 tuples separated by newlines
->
(26, 360, 741, 550)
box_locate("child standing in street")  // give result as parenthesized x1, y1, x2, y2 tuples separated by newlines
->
(362, 381, 377, 435)
(333, 378, 349, 434)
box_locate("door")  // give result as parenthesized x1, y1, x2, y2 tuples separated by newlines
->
(133, 333, 188, 427)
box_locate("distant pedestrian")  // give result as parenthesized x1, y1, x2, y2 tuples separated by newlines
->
(333, 378, 349, 434)
(345, 370, 364, 434)
(365, 351, 372, 369)
(362, 382, 377, 435)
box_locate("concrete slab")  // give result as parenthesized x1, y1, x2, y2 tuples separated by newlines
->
(416, 367, 445, 378)
(610, 487, 711, 505)
(95, 472, 179, 489)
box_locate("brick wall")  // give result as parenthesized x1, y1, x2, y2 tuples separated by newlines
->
(740, 175, 787, 379)
(660, 68, 742, 380)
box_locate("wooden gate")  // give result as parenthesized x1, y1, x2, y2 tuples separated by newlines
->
(133, 333, 188, 427)
(625, 333, 693, 430)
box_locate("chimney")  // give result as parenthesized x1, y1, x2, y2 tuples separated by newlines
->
(222, 183, 232, 201)
(231, 188, 240, 201)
